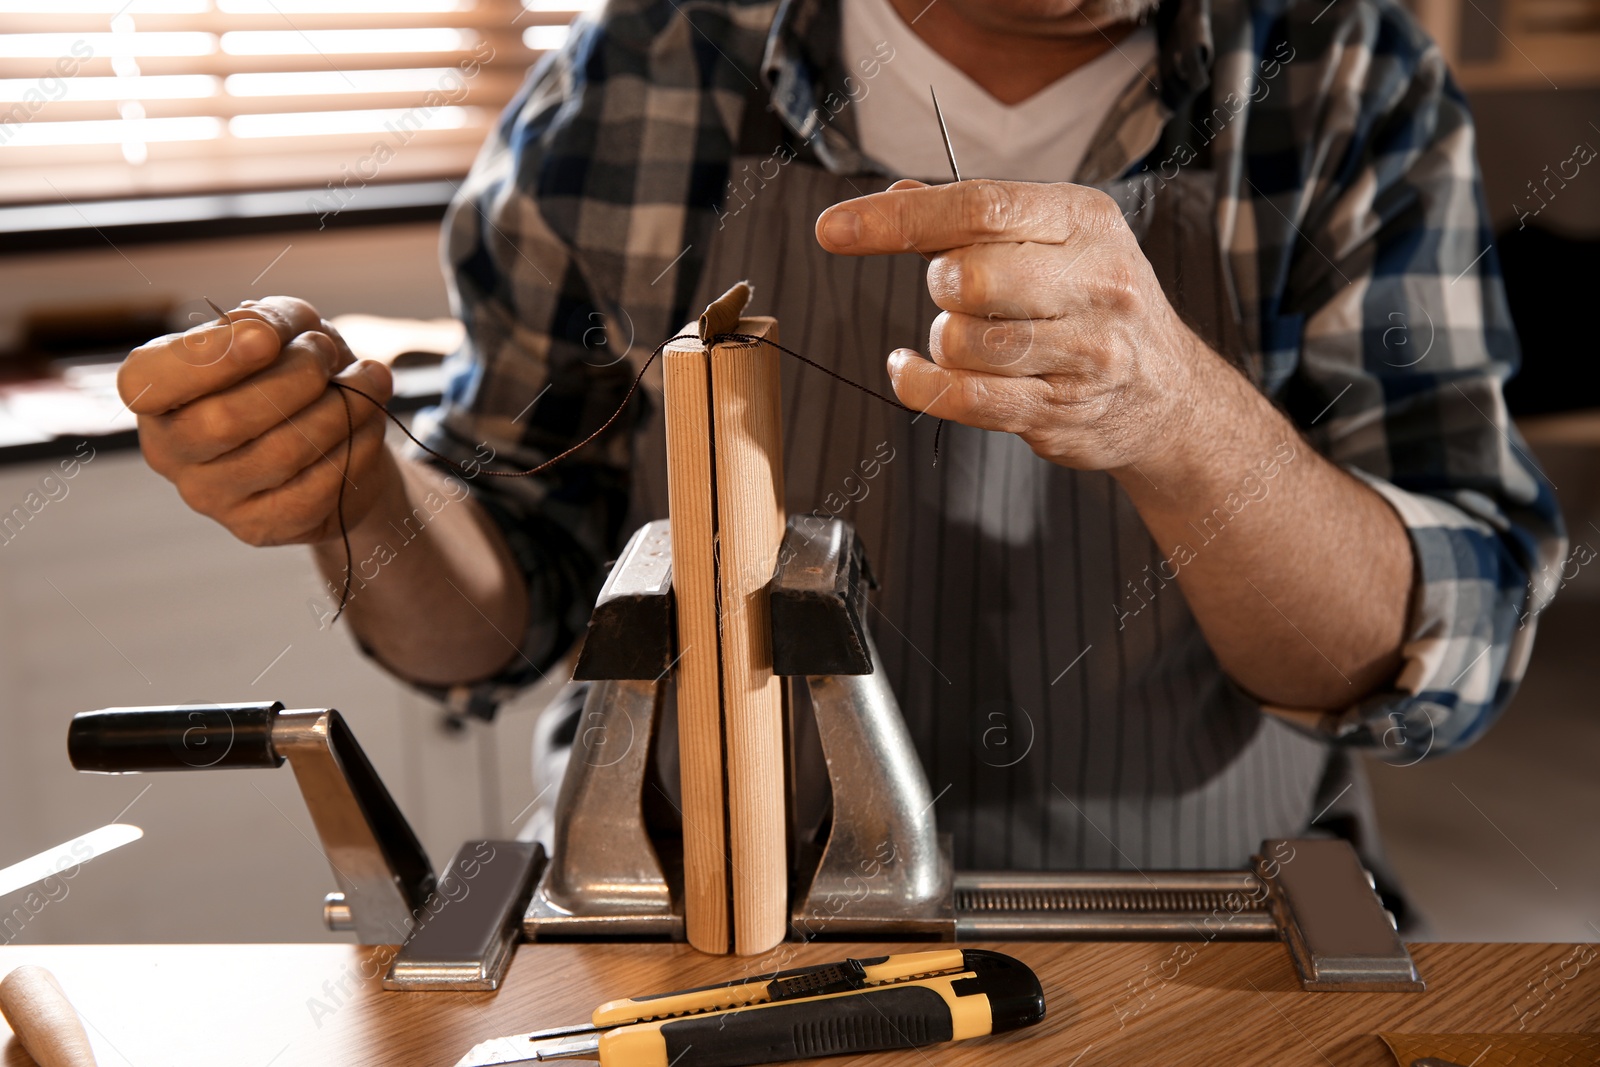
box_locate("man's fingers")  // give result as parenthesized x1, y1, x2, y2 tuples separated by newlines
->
(231, 296, 331, 347)
(929, 311, 1110, 381)
(332, 356, 394, 409)
(177, 360, 391, 511)
(119, 296, 350, 415)
(227, 297, 359, 370)
(231, 360, 391, 499)
(816, 180, 1123, 256)
(145, 331, 349, 464)
(121, 317, 282, 414)
(886, 348, 1045, 435)
(233, 296, 357, 366)
(925, 240, 1105, 319)
(222, 414, 390, 548)
(219, 380, 382, 501)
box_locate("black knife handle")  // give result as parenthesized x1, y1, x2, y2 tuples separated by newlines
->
(68, 703, 285, 772)
(591, 950, 1043, 1067)
(657, 984, 955, 1067)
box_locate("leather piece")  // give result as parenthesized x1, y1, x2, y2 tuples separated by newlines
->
(1380, 1032, 1600, 1066)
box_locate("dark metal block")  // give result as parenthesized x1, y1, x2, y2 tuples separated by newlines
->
(573, 521, 676, 681)
(385, 840, 546, 991)
(1255, 837, 1425, 991)
(771, 519, 873, 677)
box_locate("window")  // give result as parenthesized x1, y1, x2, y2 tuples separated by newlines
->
(1409, 0, 1600, 89)
(0, 0, 592, 207)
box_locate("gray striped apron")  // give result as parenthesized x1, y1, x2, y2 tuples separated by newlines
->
(624, 158, 1335, 872)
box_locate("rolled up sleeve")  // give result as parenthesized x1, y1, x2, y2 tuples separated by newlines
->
(376, 19, 646, 717)
(1274, 16, 1566, 759)
(1337, 464, 1560, 759)
(371, 1, 745, 717)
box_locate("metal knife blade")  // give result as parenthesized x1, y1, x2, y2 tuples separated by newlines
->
(454, 1033, 601, 1067)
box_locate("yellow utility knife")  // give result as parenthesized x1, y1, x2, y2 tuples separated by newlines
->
(454, 948, 1046, 1067)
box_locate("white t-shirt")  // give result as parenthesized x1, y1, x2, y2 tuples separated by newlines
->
(841, 0, 1157, 183)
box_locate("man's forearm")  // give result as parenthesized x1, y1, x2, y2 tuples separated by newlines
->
(1114, 334, 1413, 710)
(311, 450, 529, 687)
(815, 179, 1419, 710)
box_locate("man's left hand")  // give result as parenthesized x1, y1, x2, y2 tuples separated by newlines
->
(816, 178, 1209, 475)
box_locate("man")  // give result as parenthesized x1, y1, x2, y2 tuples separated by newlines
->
(118, 0, 1563, 897)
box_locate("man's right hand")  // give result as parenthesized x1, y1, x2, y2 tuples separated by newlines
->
(118, 296, 397, 547)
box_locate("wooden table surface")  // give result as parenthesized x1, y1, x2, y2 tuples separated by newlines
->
(2, 941, 1596, 1067)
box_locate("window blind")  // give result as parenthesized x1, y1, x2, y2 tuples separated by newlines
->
(0, 0, 591, 207)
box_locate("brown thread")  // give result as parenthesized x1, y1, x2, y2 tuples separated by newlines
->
(322, 330, 944, 622)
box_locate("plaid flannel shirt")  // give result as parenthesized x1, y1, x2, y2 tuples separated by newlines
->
(412, 0, 1566, 759)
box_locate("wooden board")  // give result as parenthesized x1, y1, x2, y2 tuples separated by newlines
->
(663, 303, 787, 957)
(2, 942, 1595, 1066)
(709, 319, 786, 956)
(662, 329, 728, 955)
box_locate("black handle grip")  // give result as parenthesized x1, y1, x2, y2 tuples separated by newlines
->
(68, 703, 285, 772)
(659, 985, 954, 1067)
(956, 949, 1046, 1033)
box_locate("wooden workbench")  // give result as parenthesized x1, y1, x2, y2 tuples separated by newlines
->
(2, 941, 1595, 1066)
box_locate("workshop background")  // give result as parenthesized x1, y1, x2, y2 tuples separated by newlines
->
(0, 0, 1596, 945)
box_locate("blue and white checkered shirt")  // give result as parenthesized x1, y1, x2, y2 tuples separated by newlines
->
(407, 0, 1566, 870)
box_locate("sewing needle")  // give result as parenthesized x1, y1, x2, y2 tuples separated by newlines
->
(203, 296, 232, 326)
(929, 86, 962, 183)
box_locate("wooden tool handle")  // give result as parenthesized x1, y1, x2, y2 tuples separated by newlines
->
(0, 966, 99, 1067)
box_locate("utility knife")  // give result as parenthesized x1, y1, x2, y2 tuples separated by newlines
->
(454, 948, 1046, 1067)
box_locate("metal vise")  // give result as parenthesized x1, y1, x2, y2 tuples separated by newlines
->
(523, 516, 1425, 993)
(522, 517, 955, 941)
(61, 517, 1425, 995)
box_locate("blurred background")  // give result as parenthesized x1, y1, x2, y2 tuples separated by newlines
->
(0, 0, 1595, 946)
